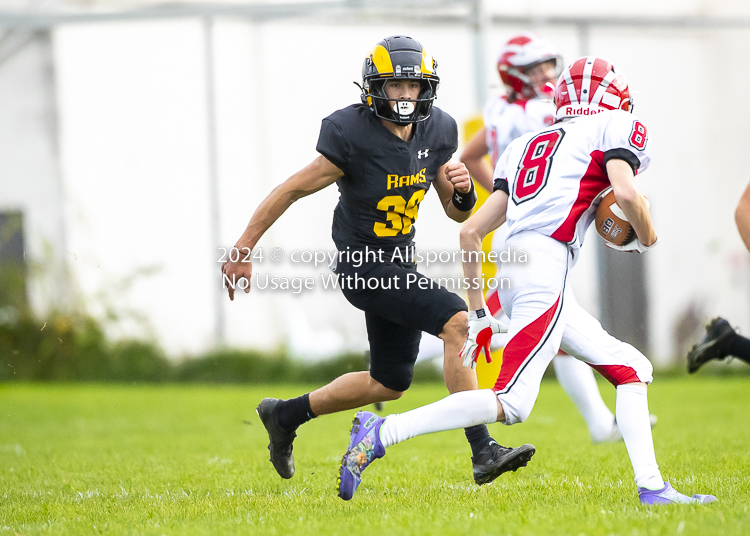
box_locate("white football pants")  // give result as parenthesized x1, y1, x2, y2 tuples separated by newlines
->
(495, 230, 653, 425)
(489, 223, 619, 436)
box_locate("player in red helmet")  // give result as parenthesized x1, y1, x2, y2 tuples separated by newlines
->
(463, 33, 561, 193)
(497, 32, 560, 99)
(338, 56, 717, 506)
(461, 35, 647, 445)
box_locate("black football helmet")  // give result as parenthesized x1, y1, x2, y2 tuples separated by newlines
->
(358, 35, 439, 125)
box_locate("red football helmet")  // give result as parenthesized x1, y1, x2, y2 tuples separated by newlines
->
(497, 33, 562, 99)
(554, 57, 633, 120)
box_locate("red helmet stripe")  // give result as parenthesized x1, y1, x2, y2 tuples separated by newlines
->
(555, 56, 630, 119)
(567, 58, 587, 104)
(507, 35, 533, 46)
(591, 69, 616, 106)
(580, 56, 598, 105)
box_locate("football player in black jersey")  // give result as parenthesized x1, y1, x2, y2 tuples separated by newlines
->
(222, 35, 532, 491)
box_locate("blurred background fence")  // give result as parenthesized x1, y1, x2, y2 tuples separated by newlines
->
(2, 0, 750, 378)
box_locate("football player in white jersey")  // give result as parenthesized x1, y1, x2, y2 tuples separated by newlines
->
(337, 57, 717, 505)
(462, 33, 639, 444)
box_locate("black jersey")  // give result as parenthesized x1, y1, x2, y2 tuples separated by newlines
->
(316, 104, 458, 252)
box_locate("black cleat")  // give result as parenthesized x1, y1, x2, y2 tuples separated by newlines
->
(687, 317, 736, 374)
(472, 441, 536, 485)
(256, 398, 297, 479)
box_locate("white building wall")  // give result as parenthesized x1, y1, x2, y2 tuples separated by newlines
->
(53, 20, 217, 350)
(4, 0, 748, 363)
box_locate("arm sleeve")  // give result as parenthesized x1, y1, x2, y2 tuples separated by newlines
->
(493, 178, 509, 195)
(603, 148, 641, 175)
(316, 119, 350, 173)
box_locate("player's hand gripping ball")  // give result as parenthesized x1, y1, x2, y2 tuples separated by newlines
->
(595, 188, 636, 247)
(596, 188, 657, 253)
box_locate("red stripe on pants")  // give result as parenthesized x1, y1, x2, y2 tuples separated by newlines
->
(494, 296, 561, 391)
(589, 364, 640, 386)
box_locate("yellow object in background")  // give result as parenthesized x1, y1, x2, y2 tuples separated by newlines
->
(463, 116, 503, 389)
(476, 349, 503, 390)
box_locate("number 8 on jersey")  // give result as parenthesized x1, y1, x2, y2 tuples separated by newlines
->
(513, 130, 565, 205)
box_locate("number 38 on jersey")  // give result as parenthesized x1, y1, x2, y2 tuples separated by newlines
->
(373, 190, 426, 237)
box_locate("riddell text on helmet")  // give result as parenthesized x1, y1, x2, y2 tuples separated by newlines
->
(565, 107, 605, 116)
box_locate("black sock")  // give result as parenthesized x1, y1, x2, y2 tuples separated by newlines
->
(277, 393, 316, 431)
(465, 424, 492, 458)
(727, 333, 750, 365)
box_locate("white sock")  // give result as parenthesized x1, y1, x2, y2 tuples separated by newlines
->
(553, 355, 615, 440)
(615, 383, 664, 490)
(379, 390, 498, 448)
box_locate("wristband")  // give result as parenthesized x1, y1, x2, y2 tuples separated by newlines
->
(451, 179, 477, 212)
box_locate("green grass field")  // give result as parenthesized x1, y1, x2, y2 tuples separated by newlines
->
(2, 377, 749, 535)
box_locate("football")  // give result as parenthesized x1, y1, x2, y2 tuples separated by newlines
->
(595, 189, 636, 246)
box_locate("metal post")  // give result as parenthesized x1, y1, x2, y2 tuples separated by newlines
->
(471, 0, 487, 110)
(577, 21, 590, 58)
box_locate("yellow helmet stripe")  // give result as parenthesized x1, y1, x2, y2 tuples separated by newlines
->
(371, 44, 394, 75)
(421, 48, 434, 76)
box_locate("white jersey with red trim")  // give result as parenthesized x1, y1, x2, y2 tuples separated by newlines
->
(483, 95, 556, 168)
(494, 109, 651, 253)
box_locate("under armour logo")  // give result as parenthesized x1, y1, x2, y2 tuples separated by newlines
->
(454, 194, 463, 202)
(417, 149, 430, 159)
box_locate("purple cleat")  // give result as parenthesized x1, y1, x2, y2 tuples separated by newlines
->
(337, 411, 386, 501)
(638, 482, 717, 505)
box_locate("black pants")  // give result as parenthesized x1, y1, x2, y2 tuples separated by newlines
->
(337, 255, 467, 392)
